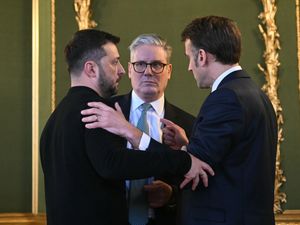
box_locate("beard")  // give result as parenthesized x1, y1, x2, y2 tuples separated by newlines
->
(97, 64, 118, 99)
(98, 76, 118, 98)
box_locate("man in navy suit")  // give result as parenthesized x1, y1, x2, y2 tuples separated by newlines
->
(81, 16, 277, 225)
(113, 34, 195, 225)
(162, 15, 277, 225)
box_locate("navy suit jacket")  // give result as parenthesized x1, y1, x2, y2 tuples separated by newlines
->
(40, 87, 192, 225)
(113, 92, 195, 225)
(181, 70, 277, 225)
(148, 70, 277, 225)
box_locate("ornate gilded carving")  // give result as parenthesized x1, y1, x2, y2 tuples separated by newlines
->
(258, 0, 286, 214)
(276, 210, 300, 224)
(74, 0, 97, 30)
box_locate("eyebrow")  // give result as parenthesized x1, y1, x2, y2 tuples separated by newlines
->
(134, 60, 166, 63)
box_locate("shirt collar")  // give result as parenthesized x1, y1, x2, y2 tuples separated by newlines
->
(211, 65, 242, 92)
(131, 90, 164, 114)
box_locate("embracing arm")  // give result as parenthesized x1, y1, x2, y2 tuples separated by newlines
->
(82, 102, 143, 149)
(81, 101, 214, 189)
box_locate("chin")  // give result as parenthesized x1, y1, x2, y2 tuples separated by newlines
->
(198, 84, 210, 89)
(141, 85, 157, 91)
(141, 90, 159, 99)
(197, 81, 205, 88)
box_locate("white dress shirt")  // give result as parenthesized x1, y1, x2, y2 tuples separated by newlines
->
(127, 90, 165, 219)
(128, 90, 165, 149)
(211, 65, 242, 92)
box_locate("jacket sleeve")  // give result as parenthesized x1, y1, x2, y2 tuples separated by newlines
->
(84, 128, 191, 180)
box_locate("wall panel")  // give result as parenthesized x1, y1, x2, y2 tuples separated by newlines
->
(0, 0, 32, 212)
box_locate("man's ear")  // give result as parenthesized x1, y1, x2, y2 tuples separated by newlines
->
(198, 49, 207, 66)
(84, 61, 97, 78)
(128, 62, 132, 79)
(166, 63, 172, 80)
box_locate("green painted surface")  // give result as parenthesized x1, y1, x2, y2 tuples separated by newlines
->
(0, 0, 32, 212)
(276, 0, 300, 210)
(38, 0, 52, 213)
(55, 0, 77, 104)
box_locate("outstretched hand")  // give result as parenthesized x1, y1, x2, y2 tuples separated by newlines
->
(180, 153, 214, 190)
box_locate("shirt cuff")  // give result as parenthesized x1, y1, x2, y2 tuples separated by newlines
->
(181, 145, 187, 151)
(138, 133, 151, 150)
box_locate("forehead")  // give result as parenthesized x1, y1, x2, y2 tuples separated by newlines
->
(102, 42, 120, 58)
(184, 39, 193, 54)
(131, 45, 167, 61)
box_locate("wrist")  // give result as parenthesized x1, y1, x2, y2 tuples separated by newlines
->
(182, 137, 189, 146)
(124, 124, 143, 149)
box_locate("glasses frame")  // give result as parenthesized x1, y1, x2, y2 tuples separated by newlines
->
(130, 61, 168, 74)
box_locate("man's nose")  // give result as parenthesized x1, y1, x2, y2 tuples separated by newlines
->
(144, 64, 154, 76)
(118, 64, 126, 76)
(188, 62, 192, 72)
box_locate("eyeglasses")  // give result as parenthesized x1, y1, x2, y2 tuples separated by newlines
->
(131, 61, 167, 74)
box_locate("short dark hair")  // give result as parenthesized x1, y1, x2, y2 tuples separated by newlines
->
(181, 16, 241, 64)
(64, 29, 120, 74)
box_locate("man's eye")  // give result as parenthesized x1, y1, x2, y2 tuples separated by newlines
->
(135, 62, 145, 67)
(152, 62, 163, 68)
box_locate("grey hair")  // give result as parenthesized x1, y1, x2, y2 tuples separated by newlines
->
(129, 34, 172, 63)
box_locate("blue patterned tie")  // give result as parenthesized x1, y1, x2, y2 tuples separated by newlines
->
(128, 103, 152, 225)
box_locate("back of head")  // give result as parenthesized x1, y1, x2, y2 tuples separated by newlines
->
(181, 15, 241, 64)
(64, 29, 120, 75)
(129, 33, 172, 63)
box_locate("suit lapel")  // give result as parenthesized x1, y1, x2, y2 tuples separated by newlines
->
(164, 100, 178, 122)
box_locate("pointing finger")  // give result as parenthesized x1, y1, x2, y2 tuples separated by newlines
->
(160, 118, 175, 127)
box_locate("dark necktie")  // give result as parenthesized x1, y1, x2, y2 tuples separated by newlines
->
(128, 103, 152, 225)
